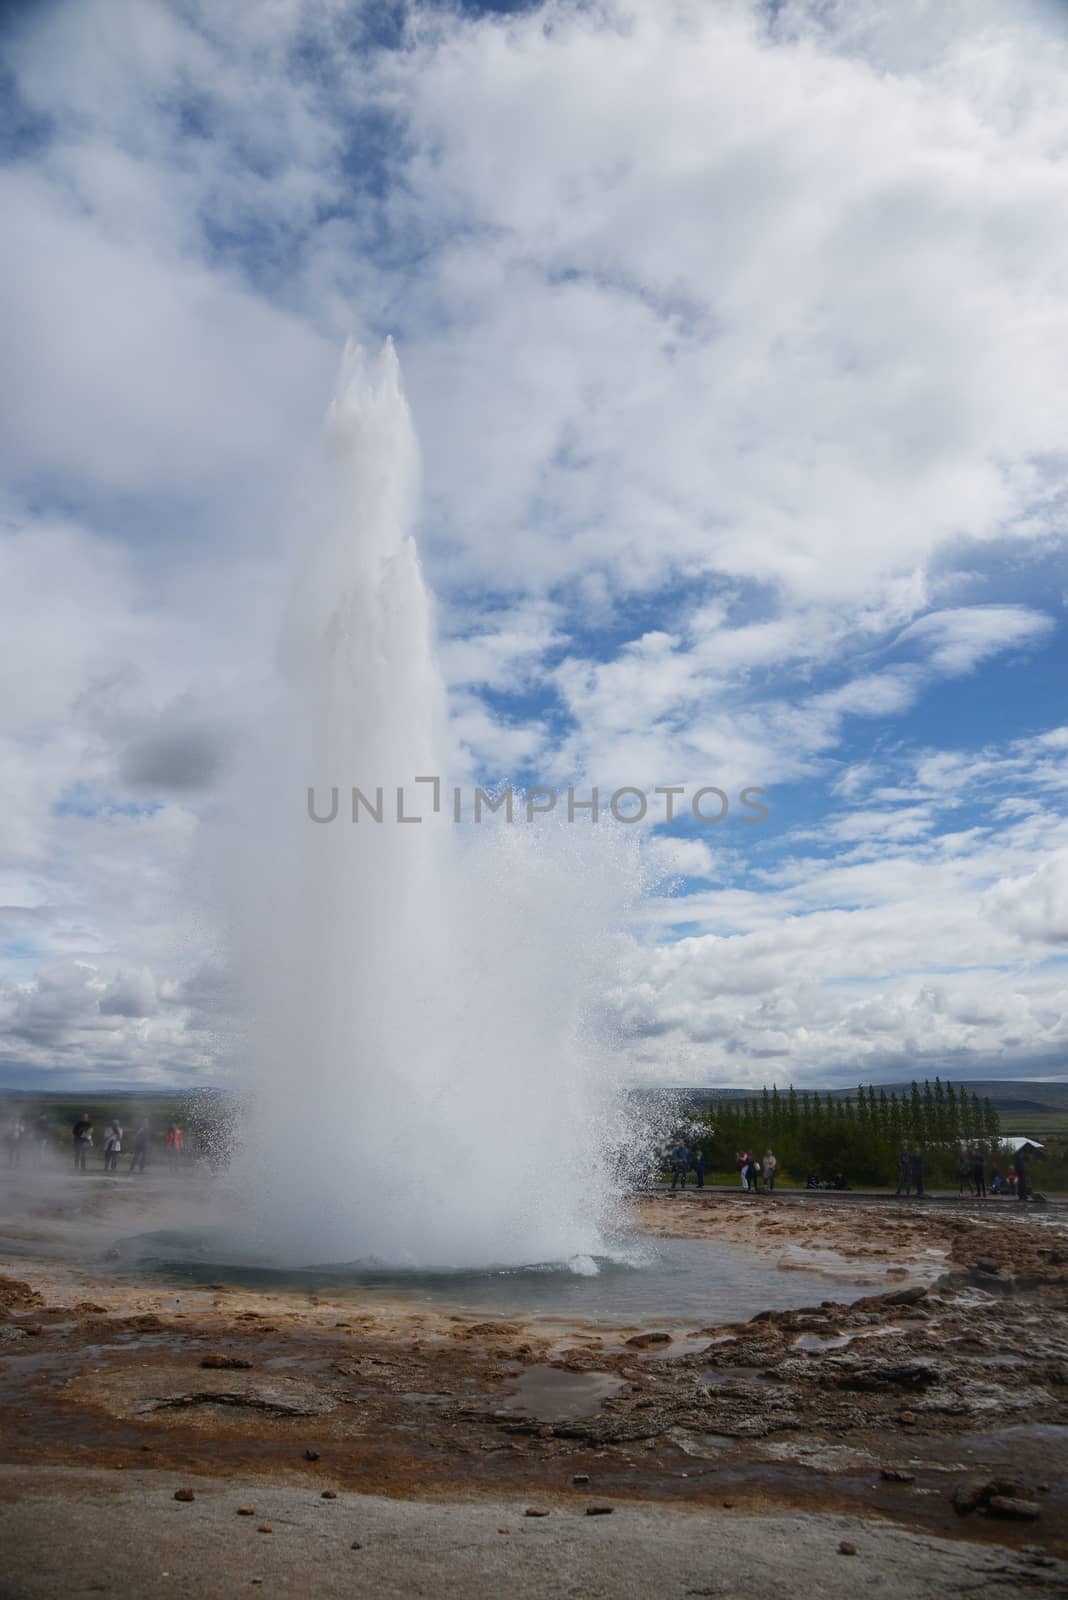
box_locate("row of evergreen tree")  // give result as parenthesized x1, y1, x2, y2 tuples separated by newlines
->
(688, 1080, 1003, 1187)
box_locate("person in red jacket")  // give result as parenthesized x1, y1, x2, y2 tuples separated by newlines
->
(165, 1123, 184, 1173)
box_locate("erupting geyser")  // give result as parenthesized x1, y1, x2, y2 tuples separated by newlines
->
(227, 341, 645, 1270)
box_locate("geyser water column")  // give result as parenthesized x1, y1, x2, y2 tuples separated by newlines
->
(231, 340, 642, 1269)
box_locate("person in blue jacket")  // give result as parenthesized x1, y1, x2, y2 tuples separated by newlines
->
(670, 1143, 690, 1192)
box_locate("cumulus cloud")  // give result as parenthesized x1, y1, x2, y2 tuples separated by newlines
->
(119, 707, 233, 793)
(99, 968, 159, 1018)
(1, 0, 1067, 1086)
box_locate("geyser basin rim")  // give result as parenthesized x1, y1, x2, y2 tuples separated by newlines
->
(112, 1227, 655, 1277)
(112, 1229, 881, 1325)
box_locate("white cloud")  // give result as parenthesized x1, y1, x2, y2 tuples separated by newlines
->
(897, 606, 1055, 676)
(2, 0, 1067, 1086)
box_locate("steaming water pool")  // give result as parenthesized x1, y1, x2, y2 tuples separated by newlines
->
(112, 1229, 879, 1326)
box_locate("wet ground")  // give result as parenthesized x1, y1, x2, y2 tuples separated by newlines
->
(1, 1170, 1067, 1597)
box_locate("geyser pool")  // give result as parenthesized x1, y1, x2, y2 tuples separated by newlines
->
(221, 341, 651, 1270)
(113, 1228, 879, 1327)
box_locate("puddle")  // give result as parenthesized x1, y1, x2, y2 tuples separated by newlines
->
(499, 1364, 624, 1423)
(632, 1334, 710, 1362)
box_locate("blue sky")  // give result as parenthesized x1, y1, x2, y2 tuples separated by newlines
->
(1, 0, 1067, 1089)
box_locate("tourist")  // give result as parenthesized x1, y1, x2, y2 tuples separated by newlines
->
(129, 1120, 150, 1174)
(736, 1151, 749, 1190)
(957, 1151, 972, 1197)
(1007, 1167, 1017, 1196)
(1015, 1147, 1029, 1203)
(895, 1148, 911, 1196)
(990, 1163, 1003, 1195)
(72, 1112, 92, 1173)
(832, 1170, 848, 1191)
(34, 1112, 51, 1164)
(693, 1149, 705, 1189)
(911, 1148, 926, 1198)
(763, 1149, 778, 1192)
(103, 1122, 122, 1173)
(6, 1114, 25, 1166)
(165, 1123, 184, 1172)
(805, 1171, 820, 1190)
(971, 1150, 986, 1198)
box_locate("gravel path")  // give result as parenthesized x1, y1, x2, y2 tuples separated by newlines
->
(0, 1466, 1064, 1600)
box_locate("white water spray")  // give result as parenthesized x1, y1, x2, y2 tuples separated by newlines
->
(228, 342, 646, 1269)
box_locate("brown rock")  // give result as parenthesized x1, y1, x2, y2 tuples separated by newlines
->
(898, 1411, 917, 1426)
(200, 1354, 253, 1370)
(303, 1449, 320, 1461)
(988, 1496, 1040, 1521)
(237, 1507, 255, 1516)
(585, 1506, 613, 1516)
(0, 1275, 43, 1311)
(524, 1508, 550, 1517)
(351, 1542, 363, 1550)
(880, 1469, 916, 1483)
(830, 1358, 939, 1393)
(882, 1286, 927, 1306)
(624, 1331, 673, 1349)
(953, 1480, 995, 1515)
(173, 1489, 195, 1503)
(838, 1541, 857, 1556)
(572, 1474, 590, 1485)
(321, 1491, 337, 1500)
(257, 1524, 273, 1534)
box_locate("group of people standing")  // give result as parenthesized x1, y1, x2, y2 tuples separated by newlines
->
(667, 1145, 780, 1192)
(895, 1147, 927, 1197)
(69, 1113, 185, 1175)
(736, 1149, 778, 1191)
(4, 1114, 35, 1165)
(897, 1144, 1036, 1200)
(665, 1142, 1040, 1198)
(669, 1144, 707, 1190)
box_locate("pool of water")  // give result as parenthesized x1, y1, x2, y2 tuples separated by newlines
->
(111, 1229, 879, 1327)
